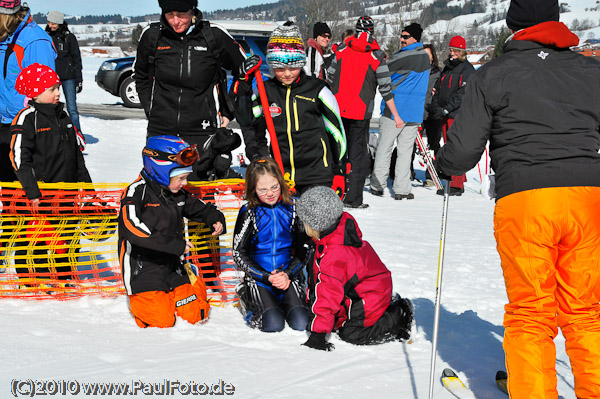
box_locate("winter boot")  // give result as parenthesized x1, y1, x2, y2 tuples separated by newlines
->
(390, 294, 414, 341)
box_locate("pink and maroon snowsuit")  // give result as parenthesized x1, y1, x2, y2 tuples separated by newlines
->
(307, 212, 393, 336)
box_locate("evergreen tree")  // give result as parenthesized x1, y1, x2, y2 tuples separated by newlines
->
(493, 28, 511, 58)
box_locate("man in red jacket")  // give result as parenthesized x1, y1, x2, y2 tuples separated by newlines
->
(327, 16, 402, 209)
(296, 186, 413, 350)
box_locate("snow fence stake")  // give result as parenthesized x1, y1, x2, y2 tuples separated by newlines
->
(428, 180, 450, 399)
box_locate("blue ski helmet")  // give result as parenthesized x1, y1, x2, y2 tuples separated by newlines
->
(143, 135, 194, 186)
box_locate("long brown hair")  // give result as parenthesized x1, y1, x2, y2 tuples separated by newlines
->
(244, 157, 292, 208)
(423, 43, 439, 69)
(0, 7, 29, 42)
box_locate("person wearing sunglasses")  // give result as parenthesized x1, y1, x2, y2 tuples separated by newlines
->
(370, 23, 430, 201)
(304, 21, 332, 81)
(428, 35, 475, 196)
(118, 135, 226, 328)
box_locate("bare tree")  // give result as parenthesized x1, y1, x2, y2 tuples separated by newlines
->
(300, 0, 343, 40)
(381, 0, 414, 55)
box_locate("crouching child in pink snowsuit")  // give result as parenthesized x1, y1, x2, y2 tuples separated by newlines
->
(296, 186, 413, 350)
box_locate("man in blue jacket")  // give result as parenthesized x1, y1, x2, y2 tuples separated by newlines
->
(370, 23, 430, 200)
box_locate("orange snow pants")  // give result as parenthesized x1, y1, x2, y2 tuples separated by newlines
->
(128, 279, 210, 328)
(494, 187, 600, 399)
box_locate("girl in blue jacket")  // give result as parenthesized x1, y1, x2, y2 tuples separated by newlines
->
(233, 157, 311, 332)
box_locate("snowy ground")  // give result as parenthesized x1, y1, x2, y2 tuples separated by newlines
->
(0, 57, 578, 399)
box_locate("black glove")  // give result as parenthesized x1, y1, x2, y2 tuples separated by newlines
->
(75, 80, 83, 94)
(239, 55, 262, 82)
(302, 332, 335, 351)
(434, 159, 452, 181)
(428, 105, 444, 120)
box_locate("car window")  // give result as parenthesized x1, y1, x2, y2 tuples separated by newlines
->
(233, 36, 270, 59)
(237, 39, 251, 55)
(254, 38, 269, 58)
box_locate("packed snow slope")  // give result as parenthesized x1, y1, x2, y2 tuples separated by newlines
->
(0, 57, 578, 399)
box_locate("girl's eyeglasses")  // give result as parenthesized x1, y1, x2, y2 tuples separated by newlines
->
(257, 184, 281, 195)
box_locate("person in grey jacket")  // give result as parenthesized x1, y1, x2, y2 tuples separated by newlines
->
(436, 1, 600, 397)
(45, 10, 83, 132)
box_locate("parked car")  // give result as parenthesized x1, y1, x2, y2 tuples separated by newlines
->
(95, 20, 277, 108)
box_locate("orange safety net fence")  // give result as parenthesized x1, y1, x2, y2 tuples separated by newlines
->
(0, 180, 245, 305)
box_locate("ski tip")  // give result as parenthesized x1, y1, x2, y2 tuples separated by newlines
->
(441, 368, 476, 398)
(495, 370, 508, 380)
(442, 368, 458, 378)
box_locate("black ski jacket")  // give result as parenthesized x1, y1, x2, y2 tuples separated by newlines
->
(118, 171, 226, 295)
(133, 10, 245, 137)
(10, 101, 91, 200)
(431, 57, 475, 119)
(239, 72, 346, 187)
(47, 26, 82, 82)
(437, 22, 600, 200)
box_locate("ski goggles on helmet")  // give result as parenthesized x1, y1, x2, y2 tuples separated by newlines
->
(142, 144, 199, 166)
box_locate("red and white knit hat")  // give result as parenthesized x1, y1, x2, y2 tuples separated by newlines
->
(15, 63, 61, 99)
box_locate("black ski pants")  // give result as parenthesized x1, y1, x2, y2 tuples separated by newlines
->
(342, 118, 371, 206)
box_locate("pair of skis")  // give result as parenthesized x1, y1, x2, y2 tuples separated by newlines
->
(441, 368, 508, 398)
(414, 128, 443, 190)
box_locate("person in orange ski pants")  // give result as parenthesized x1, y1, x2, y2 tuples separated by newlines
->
(436, 0, 600, 397)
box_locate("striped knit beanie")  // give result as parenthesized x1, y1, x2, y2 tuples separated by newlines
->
(266, 22, 306, 69)
(0, 0, 21, 14)
(356, 16, 374, 33)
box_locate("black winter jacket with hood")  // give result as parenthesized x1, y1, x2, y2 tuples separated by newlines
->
(46, 24, 82, 82)
(437, 22, 600, 200)
(10, 101, 91, 200)
(118, 171, 226, 295)
(245, 71, 346, 187)
(133, 10, 245, 137)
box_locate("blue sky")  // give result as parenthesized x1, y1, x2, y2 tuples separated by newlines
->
(25, 0, 279, 17)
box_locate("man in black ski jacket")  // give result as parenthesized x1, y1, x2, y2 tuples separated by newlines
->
(133, 0, 246, 179)
(436, 1, 600, 398)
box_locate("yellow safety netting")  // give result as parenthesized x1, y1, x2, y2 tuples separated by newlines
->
(0, 180, 245, 305)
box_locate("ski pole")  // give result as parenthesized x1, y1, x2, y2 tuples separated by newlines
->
(254, 69, 285, 174)
(428, 180, 450, 399)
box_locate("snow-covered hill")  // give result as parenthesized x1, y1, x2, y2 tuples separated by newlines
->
(52, 0, 600, 52)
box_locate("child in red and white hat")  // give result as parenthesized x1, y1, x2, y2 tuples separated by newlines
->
(9, 63, 92, 282)
(10, 63, 91, 205)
